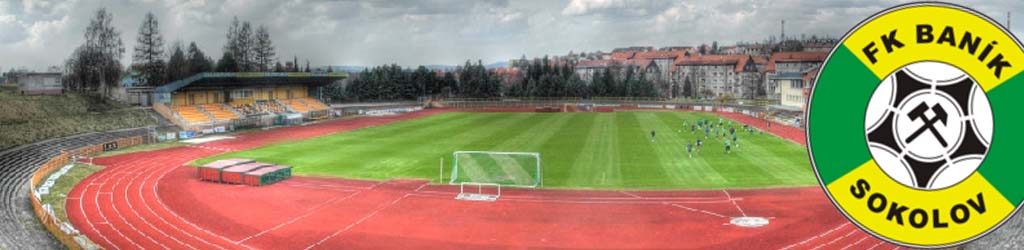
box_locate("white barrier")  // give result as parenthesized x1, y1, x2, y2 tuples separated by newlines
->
(360, 106, 423, 116)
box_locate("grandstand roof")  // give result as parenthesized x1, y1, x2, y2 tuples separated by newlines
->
(155, 72, 348, 93)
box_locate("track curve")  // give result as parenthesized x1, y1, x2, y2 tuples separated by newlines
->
(0, 127, 152, 250)
(66, 110, 901, 249)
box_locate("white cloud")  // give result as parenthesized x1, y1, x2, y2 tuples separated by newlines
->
(562, 0, 622, 16)
(3, 0, 1024, 71)
(498, 11, 523, 23)
(21, 15, 68, 49)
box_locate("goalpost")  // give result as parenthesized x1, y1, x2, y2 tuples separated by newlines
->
(449, 151, 541, 201)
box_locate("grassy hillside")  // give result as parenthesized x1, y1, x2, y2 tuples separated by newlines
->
(196, 112, 815, 190)
(0, 88, 157, 150)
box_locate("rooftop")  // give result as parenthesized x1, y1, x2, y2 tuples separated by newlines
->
(155, 72, 348, 94)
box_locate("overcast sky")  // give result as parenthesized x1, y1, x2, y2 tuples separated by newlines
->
(1, 0, 1023, 71)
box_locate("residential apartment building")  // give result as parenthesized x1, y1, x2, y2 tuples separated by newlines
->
(574, 59, 658, 84)
(676, 55, 767, 99)
(773, 66, 819, 111)
(575, 59, 616, 83)
(765, 52, 827, 101)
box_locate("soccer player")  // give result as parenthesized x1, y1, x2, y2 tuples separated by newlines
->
(651, 130, 656, 142)
(724, 139, 732, 154)
(732, 132, 739, 148)
(704, 126, 710, 139)
(686, 143, 694, 158)
(696, 139, 703, 152)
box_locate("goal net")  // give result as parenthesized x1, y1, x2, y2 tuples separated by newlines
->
(449, 151, 541, 188)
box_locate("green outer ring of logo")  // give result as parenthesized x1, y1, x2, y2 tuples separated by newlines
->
(805, 1, 1024, 248)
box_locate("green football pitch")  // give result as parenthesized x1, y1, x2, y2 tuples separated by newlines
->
(194, 112, 816, 190)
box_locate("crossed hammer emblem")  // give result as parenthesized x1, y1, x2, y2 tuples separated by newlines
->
(905, 102, 949, 147)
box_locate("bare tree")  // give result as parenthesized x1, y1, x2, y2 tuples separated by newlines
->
(65, 8, 124, 98)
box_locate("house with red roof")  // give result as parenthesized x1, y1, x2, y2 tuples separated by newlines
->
(675, 54, 768, 99)
(573, 58, 659, 86)
(574, 59, 616, 83)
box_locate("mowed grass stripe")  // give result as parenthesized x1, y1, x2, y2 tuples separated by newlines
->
(732, 132, 816, 186)
(438, 113, 552, 183)
(675, 117, 785, 187)
(312, 112, 498, 178)
(206, 112, 501, 178)
(634, 112, 701, 185)
(486, 113, 567, 151)
(226, 112, 473, 168)
(617, 112, 683, 188)
(384, 113, 542, 178)
(658, 112, 813, 188)
(534, 114, 592, 187)
(197, 112, 816, 190)
(566, 114, 622, 187)
(226, 112, 476, 167)
(649, 112, 729, 188)
(483, 113, 572, 185)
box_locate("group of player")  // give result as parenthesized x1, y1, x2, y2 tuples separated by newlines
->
(647, 116, 760, 158)
(670, 117, 759, 158)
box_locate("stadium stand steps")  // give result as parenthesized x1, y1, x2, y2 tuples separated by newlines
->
(197, 103, 240, 121)
(172, 105, 214, 124)
(0, 127, 151, 250)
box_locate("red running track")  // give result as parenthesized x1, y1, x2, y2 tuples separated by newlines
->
(67, 109, 899, 250)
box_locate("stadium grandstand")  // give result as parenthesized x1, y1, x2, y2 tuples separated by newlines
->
(152, 72, 346, 130)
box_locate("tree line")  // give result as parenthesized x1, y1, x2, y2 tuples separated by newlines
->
(512, 56, 657, 98)
(331, 56, 659, 102)
(334, 61, 499, 102)
(64, 8, 311, 94)
(61, 8, 662, 101)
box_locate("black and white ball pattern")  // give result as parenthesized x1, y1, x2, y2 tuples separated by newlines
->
(864, 62, 993, 190)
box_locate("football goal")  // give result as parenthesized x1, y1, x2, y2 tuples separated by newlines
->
(449, 151, 541, 188)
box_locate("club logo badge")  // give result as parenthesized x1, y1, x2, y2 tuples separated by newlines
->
(807, 2, 1024, 248)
